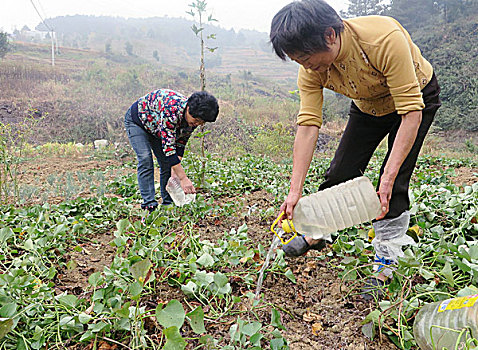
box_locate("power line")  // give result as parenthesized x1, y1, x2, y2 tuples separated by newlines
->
(29, 0, 52, 31)
(37, 0, 49, 21)
(29, 0, 56, 66)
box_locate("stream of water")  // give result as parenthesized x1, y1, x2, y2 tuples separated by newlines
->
(254, 230, 283, 300)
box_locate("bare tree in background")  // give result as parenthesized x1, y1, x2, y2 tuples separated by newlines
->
(186, 0, 218, 91)
(187, 0, 218, 186)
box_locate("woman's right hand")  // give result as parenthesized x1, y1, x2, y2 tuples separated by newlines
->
(180, 177, 196, 194)
(280, 191, 301, 220)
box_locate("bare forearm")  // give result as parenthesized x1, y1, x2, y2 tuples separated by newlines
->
(281, 125, 319, 219)
(290, 125, 320, 194)
(171, 156, 183, 178)
(172, 162, 186, 180)
(383, 110, 422, 183)
(375, 110, 422, 219)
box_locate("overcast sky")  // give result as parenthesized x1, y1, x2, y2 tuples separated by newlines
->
(2, 0, 348, 33)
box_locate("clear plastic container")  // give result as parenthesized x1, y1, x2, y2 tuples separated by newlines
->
(278, 176, 381, 241)
(413, 294, 478, 350)
(165, 177, 196, 207)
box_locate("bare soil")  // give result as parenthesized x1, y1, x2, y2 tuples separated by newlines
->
(200, 190, 398, 350)
(451, 167, 478, 186)
(56, 229, 117, 297)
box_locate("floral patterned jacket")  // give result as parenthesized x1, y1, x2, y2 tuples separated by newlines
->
(134, 89, 196, 166)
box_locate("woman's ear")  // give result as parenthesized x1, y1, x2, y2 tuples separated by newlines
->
(324, 27, 337, 45)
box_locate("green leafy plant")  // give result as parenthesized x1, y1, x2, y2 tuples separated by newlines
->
(0, 31, 10, 59)
(0, 110, 43, 204)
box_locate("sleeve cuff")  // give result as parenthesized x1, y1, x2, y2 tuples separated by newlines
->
(166, 154, 181, 167)
(297, 114, 323, 128)
(176, 146, 185, 158)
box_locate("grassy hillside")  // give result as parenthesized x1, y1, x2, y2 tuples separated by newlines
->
(411, 13, 478, 131)
(2, 41, 477, 159)
(29, 15, 298, 84)
(0, 41, 305, 158)
(14, 13, 476, 135)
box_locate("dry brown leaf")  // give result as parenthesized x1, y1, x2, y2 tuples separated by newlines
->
(98, 340, 118, 350)
(297, 276, 308, 284)
(303, 309, 320, 322)
(304, 261, 317, 272)
(85, 302, 95, 315)
(144, 315, 159, 331)
(311, 322, 323, 336)
(297, 293, 305, 303)
(144, 267, 153, 284)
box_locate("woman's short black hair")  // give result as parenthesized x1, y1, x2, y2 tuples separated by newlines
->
(270, 0, 344, 60)
(187, 91, 219, 123)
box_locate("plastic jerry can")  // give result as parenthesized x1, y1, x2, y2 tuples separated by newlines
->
(271, 176, 381, 244)
(413, 294, 478, 349)
(165, 177, 196, 207)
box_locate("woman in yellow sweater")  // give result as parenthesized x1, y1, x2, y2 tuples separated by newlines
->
(270, 0, 441, 298)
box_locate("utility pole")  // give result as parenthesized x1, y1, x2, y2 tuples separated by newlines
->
(50, 30, 55, 66)
(54, 31, 59, 55)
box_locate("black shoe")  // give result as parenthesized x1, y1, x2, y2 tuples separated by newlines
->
(141, 205, 157, 213)
(282, 236, 326, 257)
(141, 205, 157, 225)
(361, 277, 390, 301)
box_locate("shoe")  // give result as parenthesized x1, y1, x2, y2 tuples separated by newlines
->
(361, 254, 395, 301)
(361, 277, 389, 301)
(141, 205, 157, 213)
(282, 236, 326, 257)
(141, 205, 157, 225)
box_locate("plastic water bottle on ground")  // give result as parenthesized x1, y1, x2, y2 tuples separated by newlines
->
(413, 294, 478, 349)
(272, 176, 381, 243)
(165, 177, 196, 207)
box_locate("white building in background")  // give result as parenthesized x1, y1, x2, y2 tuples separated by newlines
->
(21, 30, 49, 40)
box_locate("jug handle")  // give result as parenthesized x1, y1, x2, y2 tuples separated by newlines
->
(271, 212, 297, 245)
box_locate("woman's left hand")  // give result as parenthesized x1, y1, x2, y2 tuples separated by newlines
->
(180, 177, 196, 194)
(376, 178, 394, 220)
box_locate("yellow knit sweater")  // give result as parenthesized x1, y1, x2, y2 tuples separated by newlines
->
(297, 16, 434, 128)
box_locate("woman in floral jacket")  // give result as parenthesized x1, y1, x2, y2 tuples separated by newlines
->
(124, 90, 219, 211)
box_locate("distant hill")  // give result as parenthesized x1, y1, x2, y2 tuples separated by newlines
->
(9, 9, 478, 132)
(31, 15, 298, 83)
(411, 17, 478, 131)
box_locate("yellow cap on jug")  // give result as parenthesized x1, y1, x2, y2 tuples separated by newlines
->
(271, 212, 297, 245)
(281, 218, 296, 233)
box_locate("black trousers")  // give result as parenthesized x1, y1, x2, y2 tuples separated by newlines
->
(318, 74, 441, 219)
